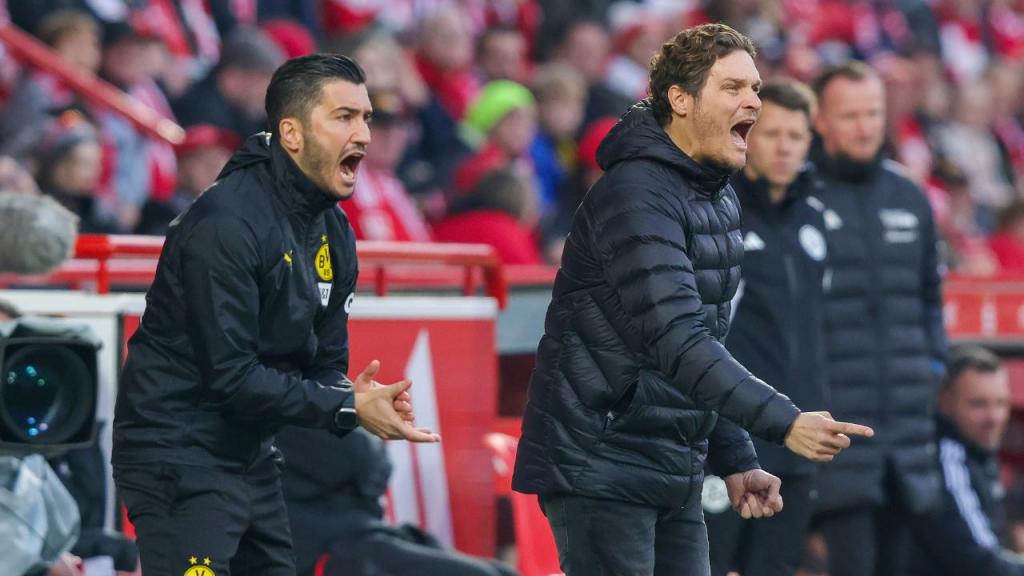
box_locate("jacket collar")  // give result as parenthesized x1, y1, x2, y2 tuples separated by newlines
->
(270, 137, 339, 219)
(937, 414, 997, 460)
(597, 101, 733, 198)
(731, 164, 818, 214)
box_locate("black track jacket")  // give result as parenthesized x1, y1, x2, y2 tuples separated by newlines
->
(725, 168, 828, 477)
(113, 134, 358, 470)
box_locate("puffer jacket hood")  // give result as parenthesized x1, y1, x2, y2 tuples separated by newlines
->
(597, 101, 733, 196)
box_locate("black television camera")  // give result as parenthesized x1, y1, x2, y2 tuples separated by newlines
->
(0, 316, 100, 456)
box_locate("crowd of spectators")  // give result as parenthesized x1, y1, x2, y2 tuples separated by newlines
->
(4, 0, 1024, 271)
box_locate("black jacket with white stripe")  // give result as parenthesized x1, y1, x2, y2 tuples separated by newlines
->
(723, 168, 828, 478)
(912, 416, 1024, 576)
(512, 102, 801, 508)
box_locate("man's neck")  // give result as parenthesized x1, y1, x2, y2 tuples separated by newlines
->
(664, 117, 701, 163)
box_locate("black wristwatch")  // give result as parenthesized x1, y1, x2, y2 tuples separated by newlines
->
(333, 391, 358, 431)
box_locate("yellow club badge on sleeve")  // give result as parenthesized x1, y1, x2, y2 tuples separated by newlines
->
(314, 235, 333, 282)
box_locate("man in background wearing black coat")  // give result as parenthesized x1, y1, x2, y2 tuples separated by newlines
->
(512, 24, 873, 576)
(705, 80, 828, 576)
(811, 61, 947, 576)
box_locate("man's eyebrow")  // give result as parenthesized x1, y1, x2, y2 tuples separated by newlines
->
(330, 106, 371, 115)
(722, 77, 757, 85)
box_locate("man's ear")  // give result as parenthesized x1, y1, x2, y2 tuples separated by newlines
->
(278, 117, 303, 153)
(668, 85, 691, 118)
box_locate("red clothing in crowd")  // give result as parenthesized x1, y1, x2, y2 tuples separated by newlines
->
(346, 167, 432, 242)
(432, 209, 541, 264)
(990, 232, 1024, 272)
(415, 55, 479, 121)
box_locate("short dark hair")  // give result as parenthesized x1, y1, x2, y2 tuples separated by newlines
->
(812, 61, 879, 102)
(648, 24, 756, 125)
(265, 54, 366, 132)
(758, 80, 817, 122)
(942, 346, 1003, 392)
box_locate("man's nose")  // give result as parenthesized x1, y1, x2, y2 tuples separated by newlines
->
(746, 91, 762, 112)
(354, 119, 372, 146)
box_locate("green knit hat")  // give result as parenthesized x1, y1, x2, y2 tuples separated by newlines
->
(461, 80, 536, 148)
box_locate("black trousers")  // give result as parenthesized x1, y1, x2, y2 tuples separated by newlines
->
(817, 504, 912, 576)
(323, 528, 519, 576)
(114, 459, 295, 576)
(705, 475, 816, 576)
(540, 492, 710, 576)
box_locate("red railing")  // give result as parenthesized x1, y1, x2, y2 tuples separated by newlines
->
(0, 23, 184, 144)
(0, 235, 509, 308)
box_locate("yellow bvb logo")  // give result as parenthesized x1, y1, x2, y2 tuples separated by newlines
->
(314, 241, 333, 282)
(184, 556, 215, 576)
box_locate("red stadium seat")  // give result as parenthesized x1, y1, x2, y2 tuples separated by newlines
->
(483, 433, 564, 576)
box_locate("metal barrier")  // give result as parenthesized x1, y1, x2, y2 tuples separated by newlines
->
(0, 234, 509, 308)
(0, 23, 184, 144)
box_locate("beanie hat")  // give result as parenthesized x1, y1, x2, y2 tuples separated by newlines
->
(461, 80, 535, 148)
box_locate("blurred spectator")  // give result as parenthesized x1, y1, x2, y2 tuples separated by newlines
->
(542, 116, 616, 262)
(936, 160, 999, 277)
(0, 155, 41, 196)
(603, 4, 667, 102)
(935, 80, 1016, 231)
(986, 61, 1024, 189)
(345, 91, 431, 242)
(476, 25, 530, 84)
(937, 0, 996, 84)
(262, 18, 316, 59)
(911, 346, 1024, 576)
(529, 62, 586, 218)
(34, 109, 118, 233)
(811, 62, 946, 576)
(415, 8, 478, 122)
(172, 25, 284, 140)
(0, 10, 102, 159)
(135, 124, 238, 235)
(990, 201, 1024, 273)
(434, 169, 542, 265)
(7, 0, 129, 33)
(338, 29, 459, 205)
(553, 19, 633, 124)
(97, 21, 177, 230)
(279, 426, 519, 576)
(129, 0, 233, 98)
(455, 80, 537, 197)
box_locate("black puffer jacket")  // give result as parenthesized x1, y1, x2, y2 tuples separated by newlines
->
(512, 103, 801, 508)
(813, 149, 946, 514)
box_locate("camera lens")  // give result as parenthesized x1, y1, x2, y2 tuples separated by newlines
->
(0, 344, 93, 444)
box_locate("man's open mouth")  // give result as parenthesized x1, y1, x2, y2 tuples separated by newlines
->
(731, 119, 755, 147)
(340, 151, 365, 179)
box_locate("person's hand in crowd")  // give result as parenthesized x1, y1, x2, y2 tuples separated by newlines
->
(0, 155, 40, 196)
(784, 411, 874, 462)
(46, 553, 81, 576)
(724, 469, 784, 519)
(352, 360, 414, 422)
(353, 360, 439, 442)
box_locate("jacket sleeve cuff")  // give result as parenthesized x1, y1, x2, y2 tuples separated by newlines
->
(756, 397, 802, 445)
(707, 441, 761, 477)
